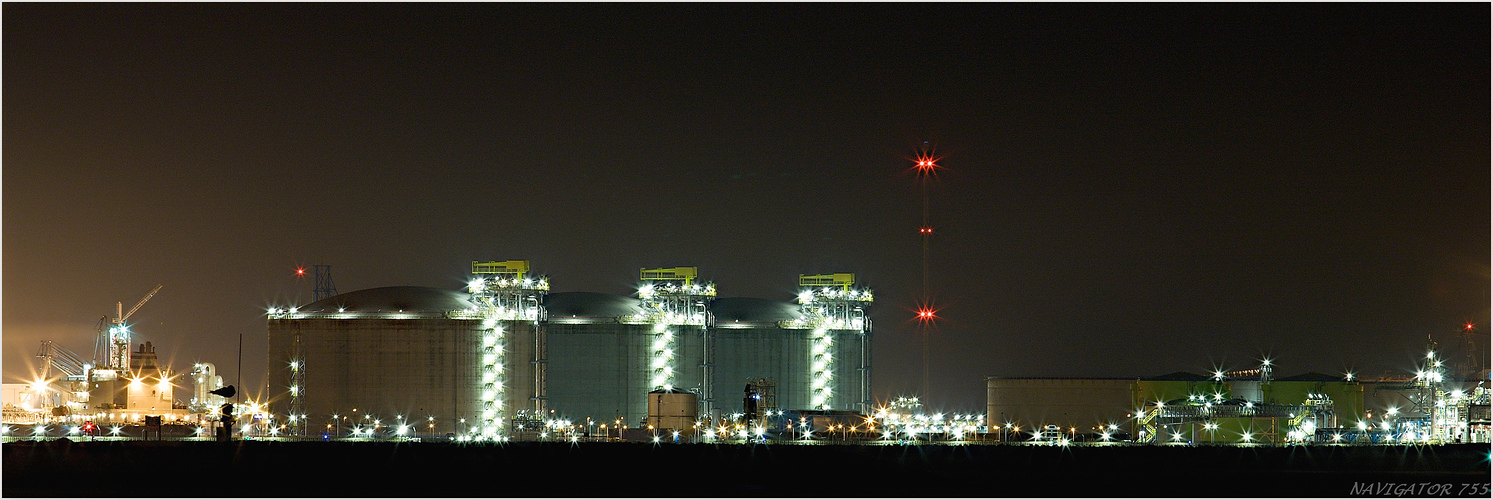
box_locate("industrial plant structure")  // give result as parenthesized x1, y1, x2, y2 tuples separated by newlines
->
(987, 353, 1491, 445)
(265, 262, 873, 439)
(11, 285, 192, 425)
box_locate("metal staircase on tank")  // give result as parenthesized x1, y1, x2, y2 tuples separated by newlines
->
(468, 260, 550, 439)
(636, 267, 715, 416)
(789, 273, 873, 412)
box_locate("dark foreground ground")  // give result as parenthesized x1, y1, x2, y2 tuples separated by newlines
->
(3, 440, 1489, 497)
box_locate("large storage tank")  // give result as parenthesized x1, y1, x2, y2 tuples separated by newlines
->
(266, 286, 538, 436)
(542, 292, 662, 427)
(709, 297, 868, 415)
(264, 272, 875, 438)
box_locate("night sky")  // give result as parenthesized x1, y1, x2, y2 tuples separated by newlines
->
(6, 3, 1488, 411)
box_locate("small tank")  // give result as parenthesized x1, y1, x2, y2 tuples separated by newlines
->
(646, 389, 699, 437)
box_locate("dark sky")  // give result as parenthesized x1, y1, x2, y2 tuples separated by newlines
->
(6, 3, 1488, 411)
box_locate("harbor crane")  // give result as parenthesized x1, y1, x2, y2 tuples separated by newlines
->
(36, 340, 90, 382)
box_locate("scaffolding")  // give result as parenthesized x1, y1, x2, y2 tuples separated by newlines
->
(469, 261, 548, 321)
(635, 267, 715, 415)
(1138, 399, 1333, 445)
(789, 273, 873, 412)
(469, 260, 549, 434)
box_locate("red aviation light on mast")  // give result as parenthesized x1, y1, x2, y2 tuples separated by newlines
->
(296, 267, 306, 277)
(912, 153, 941, 176)
(915, 306, 939, 325)
(919, 227, 933, 234)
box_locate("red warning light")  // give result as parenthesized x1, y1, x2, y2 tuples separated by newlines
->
(910, 152, 943, 177)
(914, 154, 939, 173)
(919, 227, 933, 234)
(1466, 323, 1476, 331)
(915, 307, 938, 324)
(296, 268, 306, 276)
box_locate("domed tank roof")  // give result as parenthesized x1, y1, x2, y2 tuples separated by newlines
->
(298, 286, 475, 313)
(545, 292, 643, 319)
(710, 297, 802, 323)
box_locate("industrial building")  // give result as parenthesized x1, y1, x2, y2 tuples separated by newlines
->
(265, 263, 873, 439)
(988, 371, 1365, 444)
(988, 361, 1491, 445)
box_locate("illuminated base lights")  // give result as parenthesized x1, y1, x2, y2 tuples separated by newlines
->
(797, 287, 874, 304)
(785, 318, 866, 330)
(469, 277, 550, 294)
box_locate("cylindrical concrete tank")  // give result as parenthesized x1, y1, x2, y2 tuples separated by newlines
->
(266, 286, 537, 436)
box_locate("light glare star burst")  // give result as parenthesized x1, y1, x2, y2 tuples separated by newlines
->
(910, 151, 943, 178)
(913, 304, 940, 326)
